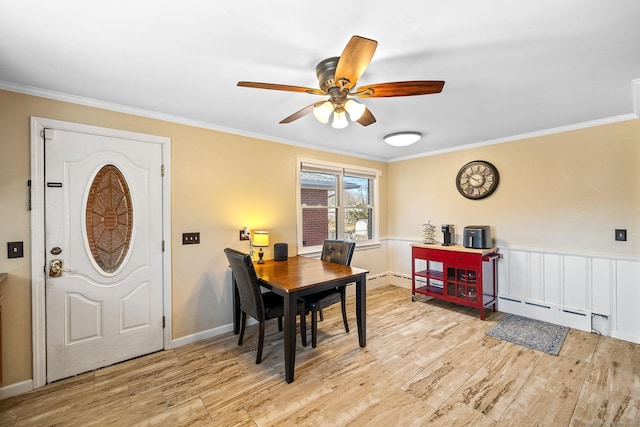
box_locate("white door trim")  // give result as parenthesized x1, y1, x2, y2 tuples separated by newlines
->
(30, 117, 172, 389)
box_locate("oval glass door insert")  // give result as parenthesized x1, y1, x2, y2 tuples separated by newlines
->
(85, 164, 134, 273)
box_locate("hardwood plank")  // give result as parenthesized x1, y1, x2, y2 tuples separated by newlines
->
(2, 285, 639, 426)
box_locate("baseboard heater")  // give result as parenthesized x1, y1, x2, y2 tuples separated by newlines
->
(562, 309, 587, 317)
(525, 301, 551, 309)
(498, 295, 591, 332)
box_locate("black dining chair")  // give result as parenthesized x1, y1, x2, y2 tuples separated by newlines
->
(302, 240, 356, 348)
(224, 248, 307, 363)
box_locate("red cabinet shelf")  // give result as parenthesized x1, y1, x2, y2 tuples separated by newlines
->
(411, 244, 499, 320)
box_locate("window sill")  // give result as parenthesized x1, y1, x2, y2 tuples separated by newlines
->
(298, 241, 381, 257)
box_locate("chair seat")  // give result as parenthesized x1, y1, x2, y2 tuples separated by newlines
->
(304, 288, 342, 311)
(262, 291, 306, 319)
(303, 285, 349, 348)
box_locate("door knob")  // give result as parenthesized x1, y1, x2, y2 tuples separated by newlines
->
(49, 259, 70, 277)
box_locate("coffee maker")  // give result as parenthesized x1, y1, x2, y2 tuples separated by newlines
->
(441, 224, 455, 246)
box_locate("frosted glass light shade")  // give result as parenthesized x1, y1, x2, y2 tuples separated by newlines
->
(313, 101, 333, 124)
(344, 99, 365, 121)
(332, 111, 349, 129)
(383, 131, 422, 146)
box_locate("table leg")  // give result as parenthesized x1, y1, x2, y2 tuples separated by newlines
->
(283, 293, 297, 383)
(232, 276, 240, 335)
(356, 273, 367, 348)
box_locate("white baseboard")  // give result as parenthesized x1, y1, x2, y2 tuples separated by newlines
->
(172, 272, 396, 349)
(611, 330, 640, 344)
(171, 323, 235, 348)
(0, 379, 33, 400)
(389, 272, 412, 289)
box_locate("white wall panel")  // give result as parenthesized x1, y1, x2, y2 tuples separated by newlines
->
(529, 252, 544, 301)
(613, 260, 640, 343)
(591, 258, 611, 315)
(507, 251, 528, 299)
(543, 254, 562, 305)
(563, 255, 588, 310)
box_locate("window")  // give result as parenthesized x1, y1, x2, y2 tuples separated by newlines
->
(298, 159, 379, 252)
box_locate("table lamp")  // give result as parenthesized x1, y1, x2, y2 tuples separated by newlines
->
(253, 231, 269, 264)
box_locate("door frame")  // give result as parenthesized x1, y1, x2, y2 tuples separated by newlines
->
(29, 117, 172, 389)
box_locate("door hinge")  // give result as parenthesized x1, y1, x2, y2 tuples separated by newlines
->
(161, 164, 165, 176)
(162, 240, 165, 252)
(42, 128, 54, 141)
(27, 179, 32, 211)
(162, 316, 166, 328)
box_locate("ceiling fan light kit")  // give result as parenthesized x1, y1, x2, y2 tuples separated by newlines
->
(344, 99, 365, 120)
(313, 99, 366, 128)
(384, 131, 423, 147)
(313, 101, 333, 123)
(332, 110, 349, 129)
(238, 35, 445, 129)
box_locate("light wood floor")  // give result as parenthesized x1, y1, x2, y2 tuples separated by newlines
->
(2, 285, 639, 426)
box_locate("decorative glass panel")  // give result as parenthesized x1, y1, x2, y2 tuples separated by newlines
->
(85, 165, 133, 273)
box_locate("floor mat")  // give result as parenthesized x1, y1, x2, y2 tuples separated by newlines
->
(486, 314, 569, 355)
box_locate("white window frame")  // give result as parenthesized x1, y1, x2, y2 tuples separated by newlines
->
(297, 157, 380, 255)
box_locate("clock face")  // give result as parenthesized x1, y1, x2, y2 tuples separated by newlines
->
(456, 160, 499, 199)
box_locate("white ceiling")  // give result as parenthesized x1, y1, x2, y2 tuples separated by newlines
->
(1, 1, 639, 161)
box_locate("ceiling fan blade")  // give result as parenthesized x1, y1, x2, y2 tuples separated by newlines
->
(356, 107, 376, 127)
(334, 36, 378, 89)
(354, 80, 445, 98)
(238, 81, 325, 95)
(280, 101, 325, 124)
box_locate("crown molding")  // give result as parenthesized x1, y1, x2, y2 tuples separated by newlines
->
(2, 79, 638, 165)
(388, 113, 638, 163)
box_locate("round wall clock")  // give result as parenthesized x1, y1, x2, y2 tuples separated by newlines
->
(456, 160, 499, 200)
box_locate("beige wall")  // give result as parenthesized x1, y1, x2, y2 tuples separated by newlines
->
(1, 88, 638, 389)
(0, 90, 388, 386)
(388, 120, 640, 257)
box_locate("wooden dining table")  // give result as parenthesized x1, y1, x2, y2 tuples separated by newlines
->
(232, 255, 369, 383)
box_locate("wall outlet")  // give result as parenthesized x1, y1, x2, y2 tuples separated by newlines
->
(615, 229, 627, 241)
(182, 232, 200, 245)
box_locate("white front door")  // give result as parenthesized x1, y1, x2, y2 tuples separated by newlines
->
(44, 126, 165, 382)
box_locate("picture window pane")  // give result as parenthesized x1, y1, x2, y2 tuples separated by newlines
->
(299, 160, 378, 249)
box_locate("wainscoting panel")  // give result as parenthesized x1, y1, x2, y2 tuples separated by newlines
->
(543, 254, 562, 305)
(563, 255, 589, 310)
(386, 239, 639, 344)
(528, 252, 544, 301)
(591, 258, 612, 316)
(613, 260, 640, 343)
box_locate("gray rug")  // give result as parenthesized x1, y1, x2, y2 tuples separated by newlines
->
(486, 314, 569, 355)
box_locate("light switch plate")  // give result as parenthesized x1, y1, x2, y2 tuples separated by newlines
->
(615, 229, 627, 241)
(8, 241, 24, 258)
(182, 232, 200, 245)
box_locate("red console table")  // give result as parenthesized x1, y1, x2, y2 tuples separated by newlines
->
(411, 244, 500, 320)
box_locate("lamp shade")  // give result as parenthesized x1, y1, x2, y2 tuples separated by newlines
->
(252, 231, 269, 247)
